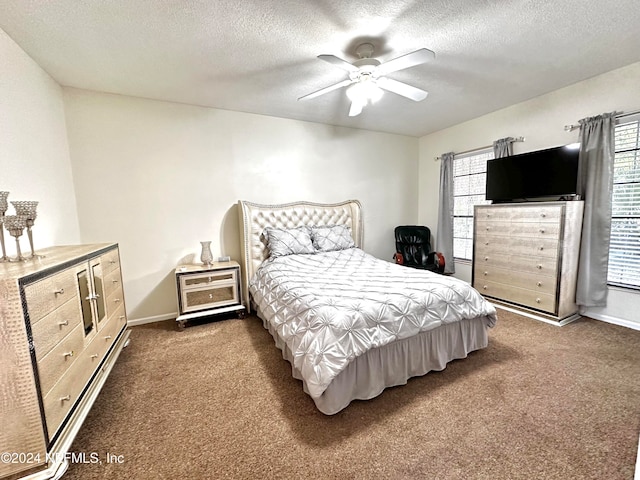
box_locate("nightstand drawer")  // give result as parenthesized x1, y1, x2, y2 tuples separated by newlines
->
(182, 282, 238, 312)
(180, 269, 238, 289)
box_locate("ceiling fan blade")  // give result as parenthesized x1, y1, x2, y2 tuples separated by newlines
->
(318, 54, 359, 72)
(377, 77, 428, 101)
(376, 48, 435, 76)
(348, 100, 364, 117)
(298, 79, 354, 101)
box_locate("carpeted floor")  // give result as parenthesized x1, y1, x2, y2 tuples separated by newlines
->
(64, 310, 640, 479)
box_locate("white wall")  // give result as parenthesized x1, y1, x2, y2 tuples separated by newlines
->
(63, 89, 419, 321)
(419, 61, 640, 329)
(0, 28, 80, 252)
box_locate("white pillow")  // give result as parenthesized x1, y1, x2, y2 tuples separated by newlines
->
(311, 225, 355, 252)
(264, 226, 315, 258)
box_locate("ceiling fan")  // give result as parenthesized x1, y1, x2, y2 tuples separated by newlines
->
(299, 43, 435, 117)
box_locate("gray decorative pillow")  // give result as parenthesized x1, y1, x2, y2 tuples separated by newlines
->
(264, 226, 315, 258)
(311, 225, 355, 252)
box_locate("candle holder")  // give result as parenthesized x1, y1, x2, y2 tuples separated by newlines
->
(0, 191, 8, 262)
(11, 201, 44, 259)
(4, 215, 28, 262)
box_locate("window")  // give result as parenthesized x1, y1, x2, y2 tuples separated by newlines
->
(608, 116, 640, 289)
(452, 149, 493, 261)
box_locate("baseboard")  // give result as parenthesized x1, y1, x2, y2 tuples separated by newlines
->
(490, 302, 580, 326)
(127, 312, 178, 326)
(582, 311, 640, 331)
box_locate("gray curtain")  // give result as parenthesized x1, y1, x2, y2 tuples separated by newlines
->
(436, 152, 455, 274)
(575, 113, 616, 307)
(493, 137, 515, 158)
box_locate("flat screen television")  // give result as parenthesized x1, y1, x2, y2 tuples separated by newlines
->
(485, 145, 579, 202)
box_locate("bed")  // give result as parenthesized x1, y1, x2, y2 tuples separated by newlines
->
(238, 199, 497, 414)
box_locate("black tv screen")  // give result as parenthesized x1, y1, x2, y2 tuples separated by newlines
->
(485, 145, 579, 202)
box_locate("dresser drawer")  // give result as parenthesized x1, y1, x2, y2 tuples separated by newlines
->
(476, 219, 561, 239)
(477, 280, 556, 314)
(89, 305, 127, 364)
(476, 204, 562, 223)
(101, 248, 120, 275)
(474, 266, 557, 295)
(105, 285, 125, 318)
(475, 251, 558, 276)
(42, 346, 96, 440)
(24, 269, 79, 324)
(31, 298, 83, 360)
(42, 305, 126, 440)
(103, 267, 122, 299)
(37, 323, 86, 397)
(475, 236, 560, 260)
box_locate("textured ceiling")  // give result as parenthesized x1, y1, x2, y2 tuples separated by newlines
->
(1, 0, 639, 137)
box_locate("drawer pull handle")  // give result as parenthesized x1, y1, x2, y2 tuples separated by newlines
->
(537, 281, 542, 287)
(536, 298, 541, 303)
(483, 271, 488, 276)
(209, 294, 213, 299)
(539, 246, 544, 251)
(484, 241, 489, 245)
(109, 260, 116, 264)
(540, 228, 546, 233)
(54, 288, 65, 296)
(119, 315, 126, 320)
(541, 213, 546, 218)
(483, 285, 488, 290)
(60, 395, 71, 403)
(114, 298, 121, 303)
(208, 276, 213, 283)
(112, 279, 119, 284)
(484, 256, 489, 261)
(486, 227, 490, 231)
(91, 354, 99, 359)
(63, 351, 74, 358)
(537, 264, 543, 269)
(104, 335, 112, 340)
(58, 320, 69, 327)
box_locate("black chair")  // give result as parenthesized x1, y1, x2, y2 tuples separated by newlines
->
(393, 225, 445, 273)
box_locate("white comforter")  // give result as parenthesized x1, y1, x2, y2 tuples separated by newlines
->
(250, 248, 497, 398)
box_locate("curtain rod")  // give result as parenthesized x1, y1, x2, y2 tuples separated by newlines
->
(434, 136, 525, 161)
(563, 109, 640, 132)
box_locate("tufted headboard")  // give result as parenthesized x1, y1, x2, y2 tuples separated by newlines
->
(237, 199, 363, 310)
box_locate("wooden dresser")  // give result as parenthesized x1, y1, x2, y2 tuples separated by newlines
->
(472, 201, 584, 324)
(0, 243, 130, 480)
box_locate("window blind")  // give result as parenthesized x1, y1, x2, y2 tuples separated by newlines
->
(608, 118, 640, 288)
(452, 150, 493, 261)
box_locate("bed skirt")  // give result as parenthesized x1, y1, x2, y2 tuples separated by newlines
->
(257, 311, 492, 415)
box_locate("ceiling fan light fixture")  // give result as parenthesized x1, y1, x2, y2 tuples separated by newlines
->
(302, 43, 434, 117)
(346, 80, 383, 105)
